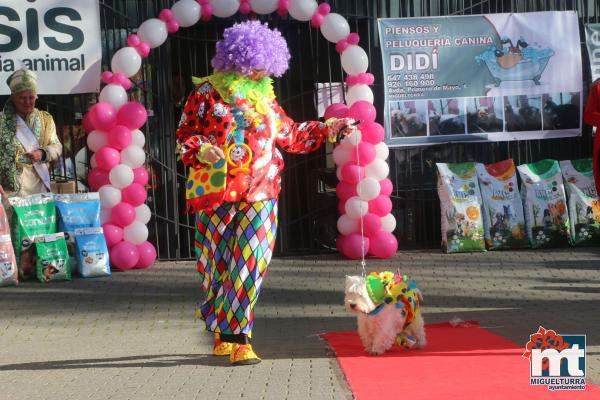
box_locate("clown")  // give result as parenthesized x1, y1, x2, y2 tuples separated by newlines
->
(176, 20, 355, 365)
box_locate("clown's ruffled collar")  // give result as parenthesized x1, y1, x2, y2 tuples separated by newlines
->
(192, 71, 275, 115)
(365, 271, 421, 324)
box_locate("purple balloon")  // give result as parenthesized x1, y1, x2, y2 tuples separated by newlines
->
(368, 231, 398, 259)
(117, 102, 148, 130)
(102, 223, 123, 248)
(89, 102, 117, 131)
(95, 147, 121, 171)
(107, 125, 132, 150)
(121, 183, 147, 206)
(110, 240, 140, 270)
(324, 103, 349, 120)
(110, 202, 136, 227)
(135, 241, 157, 269)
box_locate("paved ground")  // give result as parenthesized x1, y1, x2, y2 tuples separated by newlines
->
(1, 248, 599, 399)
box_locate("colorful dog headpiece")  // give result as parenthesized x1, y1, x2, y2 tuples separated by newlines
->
(366, 271, 421, 324)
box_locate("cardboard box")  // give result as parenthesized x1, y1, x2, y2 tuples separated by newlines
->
(50, 180, 77, 194)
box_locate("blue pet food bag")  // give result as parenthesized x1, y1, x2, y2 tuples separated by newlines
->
(74, 227, 110, 278)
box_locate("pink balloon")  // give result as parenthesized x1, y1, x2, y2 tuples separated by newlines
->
(324, 103, 349, 120)
(117, 102, 148, 130)
(110, 202, 136, 227)
(132, 167, 149, 186)
(336, 235, 346, 254)
(135, 241, 157, 269)
(121, 183, 147, 206)
(362, 213, 382, 237)
(336, 181, 357, 201)
(368, 231, 398, 259)
(110, 241, 140, 270)
(95, 147, 121, 171)
(82, 112, 94, 133)
(341, 164, 365, 185)
(351, 142, 376, 166)
(369, 195, 392, 217)
(102, 223, 124, 248)
(89, 102, 117, 131)
(359, 121, 384, 144)
(88, 168, 110, 191)
(349, 101, 377, 123)
(338, 199, 347, 215)
(342, 234, 370, 260)
(379, 178, 393, 196)
(107, 125, 132, 150)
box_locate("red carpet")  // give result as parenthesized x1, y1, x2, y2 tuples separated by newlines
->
(322, 322, 599, 400)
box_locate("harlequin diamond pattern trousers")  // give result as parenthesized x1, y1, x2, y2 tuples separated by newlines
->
(195, 199, 278, 337)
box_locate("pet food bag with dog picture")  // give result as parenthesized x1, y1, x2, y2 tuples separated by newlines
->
(560, 158, 600, 246)
(55, 193, 101, 274)
(35, 233, 71, 283)
(476, 160, 528, 250)
(436, 163, 486, 253)
(9, 193, 57, 281)
(517, 159, 570, 248)
(74, 227, 110, 278)
(0, 234, 18, 286)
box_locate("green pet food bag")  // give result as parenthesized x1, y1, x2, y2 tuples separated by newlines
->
(436, 162, 486, 253)
(35, 233, 71, 283)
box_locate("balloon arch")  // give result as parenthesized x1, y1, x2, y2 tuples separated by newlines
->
(83, 0, 398, 269)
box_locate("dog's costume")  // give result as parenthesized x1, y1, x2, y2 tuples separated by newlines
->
(175, 22, 350, 355)
(365, 271, 422, 347)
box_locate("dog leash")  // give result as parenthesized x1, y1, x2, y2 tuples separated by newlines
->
(353, 128, 367, 278)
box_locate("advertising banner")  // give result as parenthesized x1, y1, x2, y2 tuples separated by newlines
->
(585, 23, 600, 83)
(0, 0, 101, 95)
(378, 11, 582, 147)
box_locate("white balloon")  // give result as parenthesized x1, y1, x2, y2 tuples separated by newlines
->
(210, 0, 240, 17)
(288, 0, 317, 21)
(341, 45, 369, 75)
(109, 164, 134, 189)
(131, 129, 145, 148)
(137, 18, 168, 49)
(320, 13, 350, 43)
(249, 0, 278, 14)
(99, 185, 122, 209)
(342, 129, 361, 147)
(357, 177, 380, 201)
(345, 196, 368, 219)
(336, 166, 343, 181)
(337, 214, 359, 235)
(332, 146, 351, 166)
(381, 213, 396, 233)
(87, 130, 107, 152)
(120, 146, 146, 168)
(346, 84, 374, 106)
(364, 159, 390, 180)
(171, 0, 201, 27)
(100, 208, 111, 225)
(90, 153, 98, 169)
(124, 221, 149, 245)
(135, 204, 152, 224)
(111, 47, 142, 78)
(375, 142, 389, 160)
(99, 84, 128, 109)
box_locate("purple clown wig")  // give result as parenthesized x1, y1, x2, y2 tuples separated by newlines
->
(211, 20, 291, 78)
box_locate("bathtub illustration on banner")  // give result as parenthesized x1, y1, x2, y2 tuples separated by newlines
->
(476, 37, 555, 86)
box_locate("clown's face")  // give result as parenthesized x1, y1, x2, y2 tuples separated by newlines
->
(248, 69, 266, 81)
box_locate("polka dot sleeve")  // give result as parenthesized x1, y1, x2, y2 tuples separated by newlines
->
(272, 100, 329, 154)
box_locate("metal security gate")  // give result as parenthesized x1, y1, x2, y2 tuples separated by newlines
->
(3, 1, 596, 259)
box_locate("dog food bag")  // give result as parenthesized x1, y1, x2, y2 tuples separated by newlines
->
(0, 234, 18, 286)
(476, 159, 528, 250)
(35, 233, 71, 283)
(55, 193, 101, 274)
(517, 159, 570, 248)
(9, 193, 57, 280)
(436, 162, 486, 253)
(74, 227, 110, 278)
(560, 158, 600, 246)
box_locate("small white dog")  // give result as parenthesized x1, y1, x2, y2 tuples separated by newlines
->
(344, 272, 426, 355)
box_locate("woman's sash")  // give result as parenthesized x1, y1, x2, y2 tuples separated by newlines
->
(15, 115, 51, 190)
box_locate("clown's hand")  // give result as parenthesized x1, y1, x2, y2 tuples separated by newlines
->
(198, 143, 225, 164)
(326, 118, 357, 143)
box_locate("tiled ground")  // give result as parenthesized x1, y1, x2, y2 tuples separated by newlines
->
(1, 248, 599, 399)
